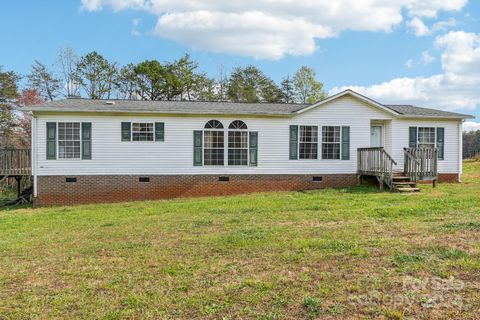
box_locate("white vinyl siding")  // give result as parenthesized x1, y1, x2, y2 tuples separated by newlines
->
(390, 119, 461, 173)
(33, 96, 462, 176)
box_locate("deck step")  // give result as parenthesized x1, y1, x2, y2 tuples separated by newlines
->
(396, 187, 421, 193)
(393, 181, 417, 186)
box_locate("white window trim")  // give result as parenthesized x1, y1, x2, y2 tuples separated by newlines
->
(227, 128, 249, 166)
(130, 121, 155, 143)
(321, 125, 342, 161)
(297, 125, 319, 160)
(56, 122, 82, 161)
(417, 127, 436, 148)
(202, 128, 226, 166)
(415, 126, 444, 161)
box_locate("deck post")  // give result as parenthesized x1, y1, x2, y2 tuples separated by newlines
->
(432, 179, 437, 188)
(15, 176, 22, 198)
(379, 179, 384, 191)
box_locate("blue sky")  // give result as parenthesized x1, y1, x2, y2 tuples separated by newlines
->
(1, 1, 479, 128)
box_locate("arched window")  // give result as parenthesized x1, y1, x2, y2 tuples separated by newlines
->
(228, 120, 247, 130)
(203, 120, 224, 165)
(205, 120, 224, 129)
(228, 120, 248, 166)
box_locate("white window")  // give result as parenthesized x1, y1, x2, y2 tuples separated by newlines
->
(228, 120, 248, 165)
(58, 122, 81, 159)
(204, 120, 224, 165)
(299, 126, 318, 159)
(322, 126, 341, 159)
(418, 127, 435, 148)
(132, 123, 154, 141)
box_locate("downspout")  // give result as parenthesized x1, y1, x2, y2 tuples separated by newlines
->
(32, 114, 38, 198)
(458, 120, 463, 182)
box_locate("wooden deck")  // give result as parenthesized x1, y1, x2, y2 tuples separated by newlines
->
(0, 149, 31, 177)
(357, 147, 438, 192)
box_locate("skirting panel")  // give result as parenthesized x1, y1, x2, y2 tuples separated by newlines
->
(34, 174, 358, 207)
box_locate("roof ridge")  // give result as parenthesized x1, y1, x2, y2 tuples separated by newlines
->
(65, 97, 307, 106)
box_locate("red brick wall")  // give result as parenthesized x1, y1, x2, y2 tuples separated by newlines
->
(416, 173, 459, 184)
(437, 173, 459, 183)
(34, 174, 358, 207)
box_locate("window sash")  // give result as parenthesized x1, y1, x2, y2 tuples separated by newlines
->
(322, 126, 341, 159)
(228, 131, 248, 165)
(58, 122, 81, 159)
(132, 123, 154, 141)
(204, 130, 224, 165)
(418, 127, 435, 148)
(299, 126, 318, 159)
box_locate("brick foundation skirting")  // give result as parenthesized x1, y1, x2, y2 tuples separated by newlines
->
(437, 173, 459, 183)
(34, 174, 358, 207)
(417, 173, 459, 184)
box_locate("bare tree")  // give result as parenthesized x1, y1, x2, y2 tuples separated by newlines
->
(57, 47, 80, 97)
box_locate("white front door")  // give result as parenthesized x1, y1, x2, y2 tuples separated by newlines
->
(370, 126, 383, 147)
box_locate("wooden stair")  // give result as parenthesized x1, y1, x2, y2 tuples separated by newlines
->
(391, 174, 420, 193)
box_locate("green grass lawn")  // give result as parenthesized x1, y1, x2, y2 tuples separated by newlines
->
(1, 163, 479, 319)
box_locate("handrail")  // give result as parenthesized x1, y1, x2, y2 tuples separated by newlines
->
(403, 147, 438, 182)
(0, 149, 31, 176)
(357, 147, 397, 190)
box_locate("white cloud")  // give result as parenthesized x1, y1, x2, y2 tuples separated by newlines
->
(464, 121, 480, 131)
(131, 18, 141, 36)
(422, 51, 436, 64)
(408, 17, 430, 36)
(408, 17, 457, 37)
(331, 31, 480, 112)
(405, 59, 414, 68)
(80, 0, 468, 59)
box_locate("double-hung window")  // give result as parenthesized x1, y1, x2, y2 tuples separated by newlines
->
(58, 122, 81, 159)
(299, 126, 318, 159)
(418, 127, 435, 148)
(132, 123, 154, 141)
(322, 126, 341, 159)
(228, 120, 248, 165)
(204, 120, 224, 166)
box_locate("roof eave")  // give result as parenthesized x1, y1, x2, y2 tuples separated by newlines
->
(26, 109, 294, 118)
(397, 114, 475, 120)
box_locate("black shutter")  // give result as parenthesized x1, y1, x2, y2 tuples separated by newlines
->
(409, 127, 417, 148)
(82, 122, 92, 160)
(341, 126, 350, 160)
(437, 127, 444, 160)
(289, 125, 298, 160)
(249, 131, 258, 166)
(193, 131, 203, 166)
(121, 122, 131, 141)
(155, 122, 164, 141)
(46, 122, 56, 160)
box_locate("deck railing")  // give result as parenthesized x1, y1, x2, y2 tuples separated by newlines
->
(403, 147, 438, 182)
(357, 147, 397, 189)
(0, 149, 31, 176)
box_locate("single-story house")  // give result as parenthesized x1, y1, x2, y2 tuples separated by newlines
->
(25, 89, 474, 206)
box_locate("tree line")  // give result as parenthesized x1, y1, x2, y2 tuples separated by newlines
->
(1, 47, 327, 148)
(463, 130, 480, 159)
(16, 47, 326, 103)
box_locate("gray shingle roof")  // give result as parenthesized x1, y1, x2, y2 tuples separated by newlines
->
(384, 104, 473, 118)
(24, 93, 474, 119)
(24, 98, 307, 116)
